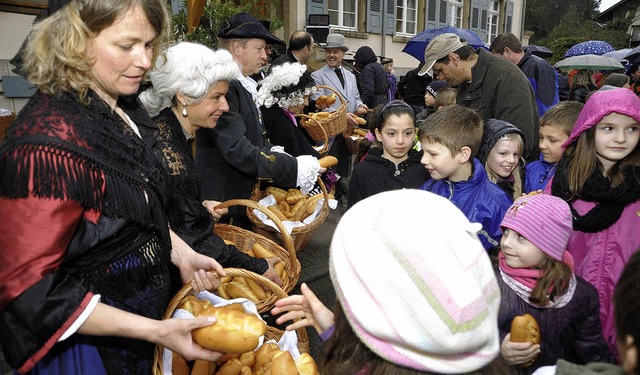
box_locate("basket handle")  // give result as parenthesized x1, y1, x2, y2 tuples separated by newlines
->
(316, 84, 347, 112)
(295, 113, 329, 155)
(216, 199, 298, 273)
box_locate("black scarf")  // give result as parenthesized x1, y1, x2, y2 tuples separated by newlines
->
(551, 154, 640, 232)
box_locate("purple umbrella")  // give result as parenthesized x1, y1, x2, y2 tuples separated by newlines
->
(402, 26, 486, 63)
(564, 40, 615, 58)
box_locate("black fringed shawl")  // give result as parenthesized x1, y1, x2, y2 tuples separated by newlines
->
(0, 90, 170, 241)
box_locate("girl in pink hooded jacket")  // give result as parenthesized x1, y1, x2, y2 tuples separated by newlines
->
(545, 88, 640, 360)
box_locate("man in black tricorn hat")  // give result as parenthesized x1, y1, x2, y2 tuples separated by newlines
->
(195, 13, 322, 228)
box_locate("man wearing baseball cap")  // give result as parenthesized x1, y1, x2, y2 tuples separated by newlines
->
(420, 33, 539, 161)
(195, 13, 321, 227)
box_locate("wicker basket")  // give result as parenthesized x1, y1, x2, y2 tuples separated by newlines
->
(295, 113, 329, 155)
(0, 112, 15, 143)
(300, 85, 348, 142)
(214, 199, 300, 303)
(247, 178, 330, 253)
(342, 127, 370, 155)
(152, 268, 310, 375)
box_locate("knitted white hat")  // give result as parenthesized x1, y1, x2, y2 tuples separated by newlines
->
(330, 189, 501, 373)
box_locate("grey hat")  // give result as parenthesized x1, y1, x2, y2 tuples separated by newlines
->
(324, 33, 349, 52)
(419, 33, 467, 77)
(217, 13, 284, 46)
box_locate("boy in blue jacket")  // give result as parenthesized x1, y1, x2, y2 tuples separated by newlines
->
(419, 105, 512, 251)
(524, 101, 583, 193)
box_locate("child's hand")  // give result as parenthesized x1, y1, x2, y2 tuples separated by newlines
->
(521, 190, 543, 197)
(271, 283, 335, 335)
(501, 333, 541, 367)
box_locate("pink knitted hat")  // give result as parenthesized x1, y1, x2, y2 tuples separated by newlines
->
(563, 87, 640, 148)
(500, 194, 573, 261)
(330, 189, 500, 373)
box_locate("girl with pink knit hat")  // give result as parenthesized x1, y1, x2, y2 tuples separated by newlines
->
(497, 194, 613, 373)
(544, 87, 640, 359)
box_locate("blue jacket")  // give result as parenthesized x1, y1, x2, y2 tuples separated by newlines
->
(525, 154, 556, 193)
(420, 159, 513, 250)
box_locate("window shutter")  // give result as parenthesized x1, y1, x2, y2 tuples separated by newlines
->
(505, 1, 514, 33)
(385, 0, 396, 35)
(307, 0, 328, 16)
(367, 0, 382, 32)
(439, 0, 447, 24)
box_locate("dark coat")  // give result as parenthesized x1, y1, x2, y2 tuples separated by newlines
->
(457, 49, 539, 161)
(397, 64, 431, 113)
(354, 46, 389, 108)
(195, 79, 298, 222)
(348, 147, 428, 208)
(569, 85, 594, 103)
(260, 105, 321, 158)
(518, 50, 559, 117)
(497, 270, 614, 374)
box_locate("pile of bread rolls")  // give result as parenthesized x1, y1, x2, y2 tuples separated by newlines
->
(263, 156, 336, 223)
(173, 299, 319, 375)
(216, 242, 287, 304)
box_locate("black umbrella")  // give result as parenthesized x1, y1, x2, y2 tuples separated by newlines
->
(525, 45, 553, 58)
(624, 45, 640, 65)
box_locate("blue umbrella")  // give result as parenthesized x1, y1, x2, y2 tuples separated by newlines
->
(402, 26, 486, 63)
(564, 40, 615, 58)
(602, 48, 633, 62)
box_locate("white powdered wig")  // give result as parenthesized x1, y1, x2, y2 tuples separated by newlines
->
(140, 42, 240, 117)
(256, 62, 316, 109)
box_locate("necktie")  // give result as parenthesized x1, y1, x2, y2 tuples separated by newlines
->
(335, 68, 345, 88)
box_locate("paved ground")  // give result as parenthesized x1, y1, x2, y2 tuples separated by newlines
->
(0, 203, 343, 373)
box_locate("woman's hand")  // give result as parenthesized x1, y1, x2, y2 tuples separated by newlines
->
(170, 229, 225, 293)
(500, 333, 540, 366)
(262, 257, 283, 287)
(271, 283, 334, 335)
(202, 200, 228, 221)
(155, 316, 224, 362)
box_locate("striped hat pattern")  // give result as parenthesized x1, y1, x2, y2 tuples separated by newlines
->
(500, 194, 573, 261)
(330, 189, 500, 373)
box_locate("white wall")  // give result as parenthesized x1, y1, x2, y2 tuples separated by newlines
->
(0, 12, 35, 60)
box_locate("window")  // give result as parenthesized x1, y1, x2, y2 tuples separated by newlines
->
(329, 0, 357, 29)
(396, 0, 417, 35)
(487, 0, 499, 42)
(449, 1, 463, 28)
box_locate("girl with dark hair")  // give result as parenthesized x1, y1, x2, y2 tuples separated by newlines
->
(346, 100, 429, 208)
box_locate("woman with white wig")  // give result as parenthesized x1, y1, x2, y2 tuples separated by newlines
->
(140, 42, 282, 291)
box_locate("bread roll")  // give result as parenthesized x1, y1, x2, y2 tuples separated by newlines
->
(354, 116, 367, 125)
(265, 186, 287, 203)
(192, 305, 267, 353)
(245, 278, 268, 300)
(225, 281, 260, 303)
(325, 94, 337, 105)
(285, 189, 305, 205)
(172, 352, 189, 375)
(216, 358, 242, 375)
(318, 156, 338, 168)
(238, 351, 256, 368)
(178, 295, 206, 316)
(510, 313, 540, 344)
(191, 359, 215, 375)
(510, 313, 541, 368)
(295, 353, 319, 375)
(240, 366, 253, 375)
(252, 244, 276, 259)
(267, 205, 287, 221)
(270, 351, 298, 374)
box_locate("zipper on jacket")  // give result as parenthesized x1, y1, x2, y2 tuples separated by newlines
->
(446, 180, 454, 200)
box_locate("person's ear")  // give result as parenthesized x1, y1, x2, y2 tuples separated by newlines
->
(619, 335, 638, 375)
(457, 146, 471, 163)
(175, 92, 187, 105)
(374, 128, 382, 142)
